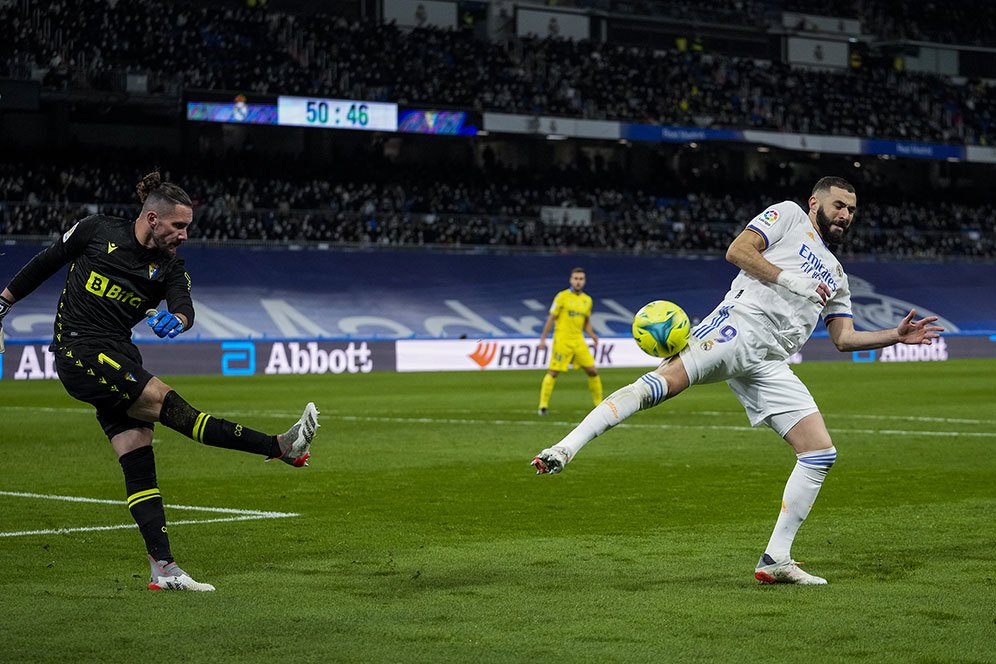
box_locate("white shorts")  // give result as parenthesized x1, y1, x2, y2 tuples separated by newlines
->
(678, 303, 818, 432)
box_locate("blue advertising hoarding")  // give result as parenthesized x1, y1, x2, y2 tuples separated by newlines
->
(621, 123, 744, 143)
(2, 244, 993, 343)
(862, 140, 967, 161)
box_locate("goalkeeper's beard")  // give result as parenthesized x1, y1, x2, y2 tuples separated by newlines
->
(151, 231, 179, 256)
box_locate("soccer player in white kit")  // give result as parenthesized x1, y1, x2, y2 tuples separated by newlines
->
(530, 177, 944, 585)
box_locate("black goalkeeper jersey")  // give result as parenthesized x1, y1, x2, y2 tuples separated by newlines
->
(6, 214, 194, 346)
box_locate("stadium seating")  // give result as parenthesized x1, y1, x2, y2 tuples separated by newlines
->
(2, 160, 993, 258)
(2, 1, 994, 144)
(2, 1, 993, 259)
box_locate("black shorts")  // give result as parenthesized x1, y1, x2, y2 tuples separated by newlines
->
(53, 339, 155, 440)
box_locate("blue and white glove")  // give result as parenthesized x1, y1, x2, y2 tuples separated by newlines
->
(147, 310, 185, 338)
(0, 295, 11, 353)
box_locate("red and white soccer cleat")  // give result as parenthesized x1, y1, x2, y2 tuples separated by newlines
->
(530, 446, 571, 475)
(147, 555, 215, 592)
(754, 553, 828, 585)
(268, 402, 320, 467)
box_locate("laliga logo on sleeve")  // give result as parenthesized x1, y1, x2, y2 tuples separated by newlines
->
(754, 208, 780, 229)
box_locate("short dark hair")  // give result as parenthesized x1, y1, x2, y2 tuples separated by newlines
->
(571, 267, 586, 275)
(136, 170, 192, 208)
(812, 176, 855, 197)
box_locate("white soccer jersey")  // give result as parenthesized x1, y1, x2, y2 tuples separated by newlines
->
(722, 200, 853, 355)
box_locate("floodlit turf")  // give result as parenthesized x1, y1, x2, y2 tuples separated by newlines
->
(1, 359, 995, 663)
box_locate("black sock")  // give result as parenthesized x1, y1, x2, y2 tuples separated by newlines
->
(119, 446, 172, 563)
(159, 390, 280, 457)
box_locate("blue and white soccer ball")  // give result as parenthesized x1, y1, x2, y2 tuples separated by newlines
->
(631, 300, 691, 358)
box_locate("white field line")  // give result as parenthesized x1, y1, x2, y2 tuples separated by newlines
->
(1, 406, 993, 437)
(0, 490, 297, 538)
(330, 415, 996, 439)
(693, 410, 996, 426)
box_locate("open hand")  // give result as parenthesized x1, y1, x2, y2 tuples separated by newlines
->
(897, 309, 944, 345)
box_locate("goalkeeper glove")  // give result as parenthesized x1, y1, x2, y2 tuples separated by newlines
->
(776, 271, 828, 305)
(0, 295, 11, 354)
(147, 310, 185, 338)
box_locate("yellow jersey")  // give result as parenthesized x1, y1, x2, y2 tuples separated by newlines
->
(549, 289, 592, 341)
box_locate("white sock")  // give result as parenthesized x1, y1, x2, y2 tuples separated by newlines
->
(556, 372, 668, 460)
(764, 446, 837, 562)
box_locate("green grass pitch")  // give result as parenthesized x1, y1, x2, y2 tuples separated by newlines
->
(1, 360, 994, 663)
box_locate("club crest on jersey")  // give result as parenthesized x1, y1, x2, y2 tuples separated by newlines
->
(700, 340, 715, 351)
(107, 242, 118, 254)
(148, 263, 160, 279)
(836, 265, 844, 278)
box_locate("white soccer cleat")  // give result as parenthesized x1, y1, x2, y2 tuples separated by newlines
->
(268, 402, 320, 467)
(754, 553, 828, 585)
(530, 445, 571, 475)
(147, 555, 216, 592)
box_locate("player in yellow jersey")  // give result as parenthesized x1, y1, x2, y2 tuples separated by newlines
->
(536, 267, 602, 415)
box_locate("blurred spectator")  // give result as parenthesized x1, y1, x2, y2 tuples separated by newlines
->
(1, 159, 992, 258)
(2, 1, 994, 144)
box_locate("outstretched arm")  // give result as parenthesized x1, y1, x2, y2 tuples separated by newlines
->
(0, 218, 96, 353)
(826, 309, 944, 352)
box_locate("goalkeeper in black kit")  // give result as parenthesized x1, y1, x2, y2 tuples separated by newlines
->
(0, 171, 320, 592)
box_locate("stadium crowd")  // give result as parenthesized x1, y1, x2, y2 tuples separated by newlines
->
(1, 161, 992, 259)
(784, 0, 996, 47)
(572, 0, 772, 29)
(578, 0, 996, 48)
(2, 1, 994, 145)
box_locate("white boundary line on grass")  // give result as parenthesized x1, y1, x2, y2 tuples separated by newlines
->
(0, 490, 298, 538)
(2, 406, 994, 437)
(331, 415, 996, 439)
(0, 406, 996, 428)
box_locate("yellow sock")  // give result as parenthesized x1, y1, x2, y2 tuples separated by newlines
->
(539, 374, 556, 409)
(588, 375, 603, 405)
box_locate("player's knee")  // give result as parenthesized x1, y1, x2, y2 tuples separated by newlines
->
(811, 429, 834, 452)
(110, 429, 154, 458)
(129, 377, 173, 421)
(144, 377, 173, 404)
(656, 358, 689, 397)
